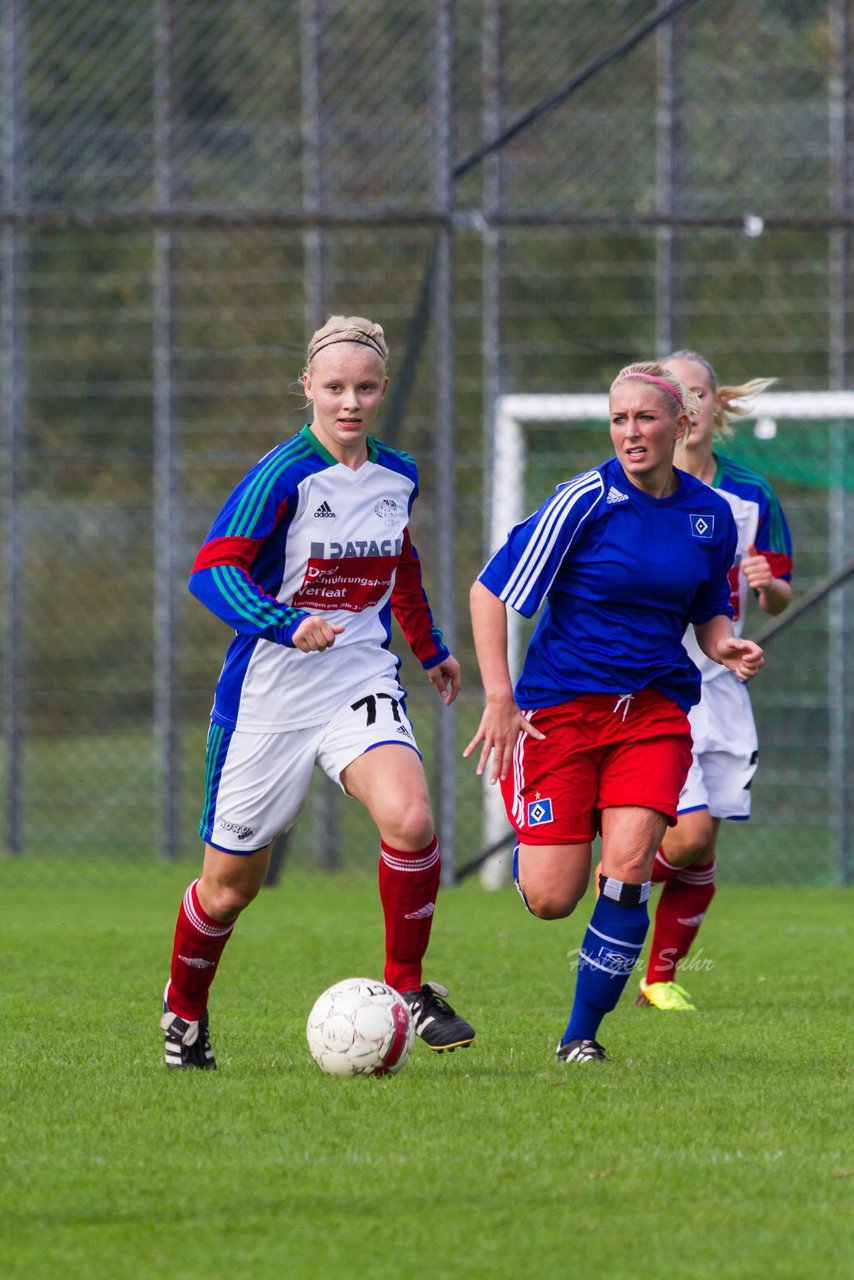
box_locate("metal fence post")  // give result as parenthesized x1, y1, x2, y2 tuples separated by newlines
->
(300, 0, 340, 870)
(433, 0, 457, 882)
(2, 0, 27, 856)
(301, 0, 327, 334)
(153, 0, 179, 858)
(828, 0, 853, 884)
(480, 0, 514, 890)
(655, 5, 683, 355)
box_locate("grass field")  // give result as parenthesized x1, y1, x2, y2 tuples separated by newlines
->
(2, 864, 852, 1280)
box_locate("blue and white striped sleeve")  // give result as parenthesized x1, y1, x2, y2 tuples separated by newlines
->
(477, 470, 605, 618)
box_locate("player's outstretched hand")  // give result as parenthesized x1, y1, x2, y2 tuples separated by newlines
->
(426, 655, 461, 706)
(463, 696, 545, 785)
(716, 635, 765, 682)
(292, 615, 346, 653)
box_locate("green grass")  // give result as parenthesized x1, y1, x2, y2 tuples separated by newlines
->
(2, 867, 852, 1280)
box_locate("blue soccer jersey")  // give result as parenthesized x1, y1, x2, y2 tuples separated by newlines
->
(478, 456, 738, 712)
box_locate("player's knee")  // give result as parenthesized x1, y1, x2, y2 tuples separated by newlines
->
(201, 878, 259, 922)
(380, 799, 435, 850)
(669, 833, 713, 865)
(523, 885, 583, 920)
(665, 817, 716, 866)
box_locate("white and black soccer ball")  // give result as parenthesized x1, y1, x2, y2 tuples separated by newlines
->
(306, 977, 415, 1078)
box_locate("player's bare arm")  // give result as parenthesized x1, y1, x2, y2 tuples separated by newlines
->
(292, 615, 346, 653)
(693, 615, 764, 682)
(464, 581, 544, 783)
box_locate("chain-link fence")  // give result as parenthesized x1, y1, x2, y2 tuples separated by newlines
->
(2, 0, 853, 884)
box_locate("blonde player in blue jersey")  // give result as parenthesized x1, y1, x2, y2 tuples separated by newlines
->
(465, 360, 765, 1064)
(159, 314, 475, 1068)
(635, 351, 792, 1012)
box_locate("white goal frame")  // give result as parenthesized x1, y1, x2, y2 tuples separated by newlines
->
(480, 389, 854, 889)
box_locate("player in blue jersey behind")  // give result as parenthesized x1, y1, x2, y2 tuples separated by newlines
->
(465, 360, 765, 1063)
(635, 351, 792, 1012)
(159, 314, 474, 1067)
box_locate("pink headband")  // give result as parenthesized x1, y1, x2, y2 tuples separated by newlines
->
(613, 372, 684, 410)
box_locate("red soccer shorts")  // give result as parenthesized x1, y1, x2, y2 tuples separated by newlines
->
(499, 689, 693, 845)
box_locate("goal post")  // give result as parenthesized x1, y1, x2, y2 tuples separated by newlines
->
(478, 389, 854, 889)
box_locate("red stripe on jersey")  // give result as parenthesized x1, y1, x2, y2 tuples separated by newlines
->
(763, 549, 792, 579)
(727, 565, 741, 619)
(192, 535, 263, 573)
(292, 554, 395, 612)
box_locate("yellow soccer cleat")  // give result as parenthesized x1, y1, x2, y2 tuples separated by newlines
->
(637, 979, 696, 1012)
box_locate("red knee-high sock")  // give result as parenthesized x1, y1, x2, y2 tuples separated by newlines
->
(378, 835, 441, 995)
(167, 880, 235, 1021)
(644, 862, 716, 985)
(651, 846, 682, 883)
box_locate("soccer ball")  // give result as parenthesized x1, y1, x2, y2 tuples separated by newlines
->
(306, 977, 415, 1078)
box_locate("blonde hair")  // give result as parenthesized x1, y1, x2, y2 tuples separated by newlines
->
(305, 314, 389, 372)
(611, 360, 701, 421)
(665, 350, 776, 439)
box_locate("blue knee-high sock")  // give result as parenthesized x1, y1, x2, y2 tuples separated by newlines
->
(562, 884, 650, 1045)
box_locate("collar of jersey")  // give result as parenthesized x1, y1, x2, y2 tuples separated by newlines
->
(300, 422, 379, 466)
(617, 463, 688, 506)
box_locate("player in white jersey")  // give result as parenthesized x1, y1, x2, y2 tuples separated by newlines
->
(158, 315, 475, 1067)
(637, 351, 793, 1012)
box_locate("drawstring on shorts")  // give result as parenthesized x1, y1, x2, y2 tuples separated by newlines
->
(612, 693, 634, 722)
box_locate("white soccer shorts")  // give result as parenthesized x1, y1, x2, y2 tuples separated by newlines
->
(200, 678, 421, 853)
(678, 670, 759, 821)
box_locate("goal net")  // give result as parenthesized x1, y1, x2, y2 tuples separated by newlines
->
(479, 390, 854, 889)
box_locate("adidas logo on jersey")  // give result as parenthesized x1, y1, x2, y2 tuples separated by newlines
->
(313, 500, 336, 518)
(607, 486, 629, 504)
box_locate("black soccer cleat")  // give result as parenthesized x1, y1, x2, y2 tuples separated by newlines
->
(556, 1037, 609, 1064)
(401, 981, 475, 1052)
(160, 987, 217, 1070)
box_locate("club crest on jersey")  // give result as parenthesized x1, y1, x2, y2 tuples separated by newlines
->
(374, 498, 399, 525)
(527, 797, 554, 826)
(689, 514, 715, 539)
